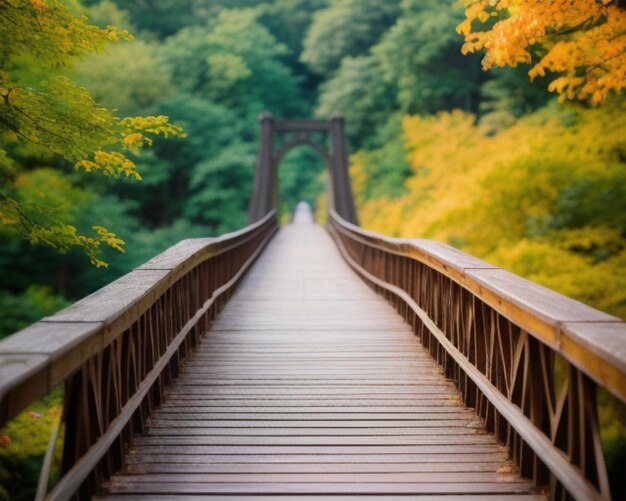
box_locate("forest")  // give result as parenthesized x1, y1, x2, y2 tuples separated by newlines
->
(0, 0, 625, 498)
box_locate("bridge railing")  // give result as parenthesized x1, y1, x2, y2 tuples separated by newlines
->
(328, 209, 625, 501)
(0, 210, 278, 500)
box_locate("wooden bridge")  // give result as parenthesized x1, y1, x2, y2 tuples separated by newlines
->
(0, 116, 624, 500)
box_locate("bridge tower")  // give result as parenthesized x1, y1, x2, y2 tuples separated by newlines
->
(248, 113, 359, 224)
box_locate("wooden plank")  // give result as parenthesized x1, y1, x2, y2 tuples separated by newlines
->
(201, 332, 419, 340)
(95, 495, 547, 501)
(93, 494, 546, 501)
(161, 388, 458, 396)
(132, 436, 495, 446)
(45, 269, 169, 325)
(120, 461, 508, 474)
(125, 452, 512, 465)
(124, 445, 506, 455)
(151, 405, 470, 413)
(0, 321, 103, 357)
(189, 352, 432, 358)
(0, 321, 104, 425)
(158, 395, 459, 403)
(173, 376, 447, 383)
(160, 395, 468, 403)
(411, 239, 498, 274)
(172, 375, 446, 381)
(197, 339, 424, 345)
(0, 321, 103, 390)
(148, 412, 476, 421)
(109, 472, 523, 484)
(197, 342, 422, 348)
(191, 350, 426, 355)
(168, 376, 452, 386)
(560, 321, 626, 402)
(187, 354, 432, 360)
(178, 363, 444, 370)
(146, 420, 481, 429)
(143, 427, 484, 437)
(465, 267, 617, 350)
(177, 367, 443, 374)
(209, 303, 408, 331)
(99, 482, 536, 495)
(137, 238, 214, 271)
(144, 424, 485, 440)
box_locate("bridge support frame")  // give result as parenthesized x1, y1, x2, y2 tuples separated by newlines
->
(249, 113, 358, 224)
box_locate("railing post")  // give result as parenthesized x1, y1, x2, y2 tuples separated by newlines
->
(249, 113, 275, 222)
(330, 116, 359, 225)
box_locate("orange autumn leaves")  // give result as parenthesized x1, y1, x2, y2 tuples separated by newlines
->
(458, 0, 626, 104)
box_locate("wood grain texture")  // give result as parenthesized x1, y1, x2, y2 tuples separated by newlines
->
(99, 216, 542, 498)
(96, 496, 546, 501)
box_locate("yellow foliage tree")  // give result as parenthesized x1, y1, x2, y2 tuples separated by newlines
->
(353, 102, 626, 319)
(458, 0, 626, 104)
(0, 0, 185, 266)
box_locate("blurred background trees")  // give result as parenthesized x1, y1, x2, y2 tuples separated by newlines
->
(1, 0, 625, 497)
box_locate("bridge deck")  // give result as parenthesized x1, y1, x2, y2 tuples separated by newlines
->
(97, 208, 543, 499)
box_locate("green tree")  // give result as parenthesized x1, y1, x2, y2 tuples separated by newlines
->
(185, 142, 256, 233)
(86, 0, 135, 32)
(0, 287, 69, 340)
(260, 0, 329, 63)
(106, 0, 263, 38)
(162, 9, 304, 116)
(112, 0, 203, 37)
(146, 96, 248, 231)
(0, 0, 183, 266)
(0, 168, 136, 297)
(372, 0, 483, 114)
(259, 0, 328, 106)
(301, 0, 401, 76)
(315, 0, 485, 146)
(316, 56, 395, 146)
(74, 40, 175, 116)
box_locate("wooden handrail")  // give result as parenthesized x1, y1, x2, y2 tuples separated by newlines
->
(0, 210, 278, 499)
(328, 209, 625, 501)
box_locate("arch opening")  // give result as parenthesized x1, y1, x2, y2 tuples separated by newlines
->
(277, 144, 328, 223)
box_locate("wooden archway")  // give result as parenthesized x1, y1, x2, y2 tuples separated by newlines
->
(248, 113, 359, 224)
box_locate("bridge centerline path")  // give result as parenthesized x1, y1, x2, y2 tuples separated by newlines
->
(97, 204, 543, 499)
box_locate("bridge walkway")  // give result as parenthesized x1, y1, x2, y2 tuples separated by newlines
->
(97, 206, 543, 499)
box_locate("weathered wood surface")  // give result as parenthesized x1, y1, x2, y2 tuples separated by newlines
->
(98, 206, 542, 499)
